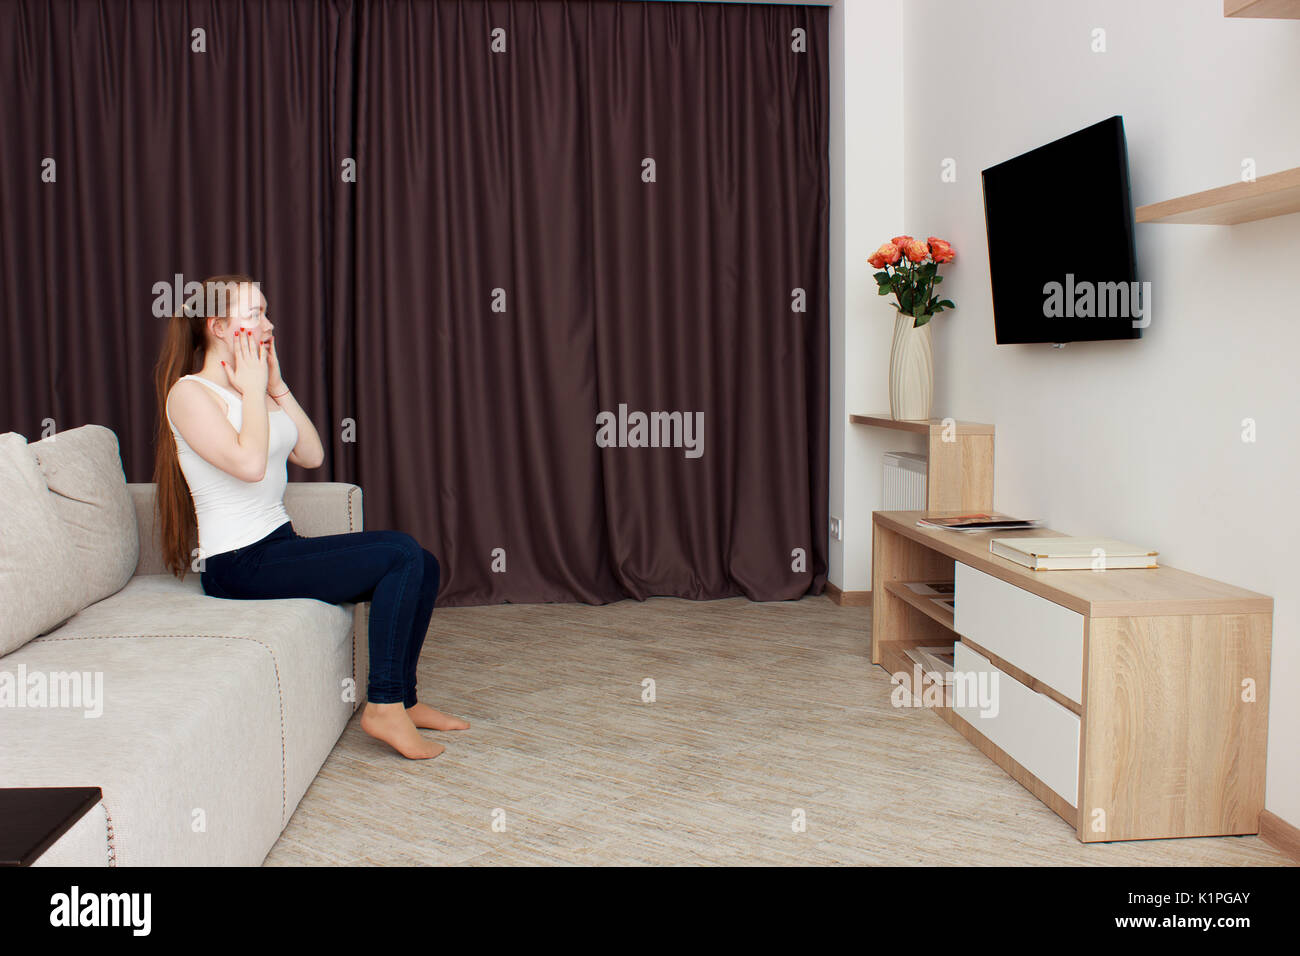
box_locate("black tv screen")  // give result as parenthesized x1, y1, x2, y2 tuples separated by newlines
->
(981, 116, 1142, 344)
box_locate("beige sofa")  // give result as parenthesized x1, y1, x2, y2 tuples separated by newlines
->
(0, 424, 369, 866)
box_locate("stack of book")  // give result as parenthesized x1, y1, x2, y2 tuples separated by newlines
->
(989, 537, 1158, 571)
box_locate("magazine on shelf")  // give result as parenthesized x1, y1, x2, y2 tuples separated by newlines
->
(904, 645, 956, 685)
(915, 513, 1041, 533)
(902, 581, 955, 597)
(900, 581, 957, 613)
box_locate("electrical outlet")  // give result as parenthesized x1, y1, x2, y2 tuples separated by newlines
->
(829, 516, 842, 541)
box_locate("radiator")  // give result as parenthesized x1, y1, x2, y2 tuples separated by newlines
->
(883, 452, 927, 511)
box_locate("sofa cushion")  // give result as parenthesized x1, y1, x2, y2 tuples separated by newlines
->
(0, 628, 286, 865)
(30, 424, 139, 611)
(0, 572, 356, 864)
(0, 433, 79, 655)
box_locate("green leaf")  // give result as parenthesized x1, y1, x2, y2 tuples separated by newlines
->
(919, 262, 937, 279)
(900, 290, 914, 312)
(914, 314, 931, 328)
(912, 298, 925, 319)
(878, 285, 891, 296)
(937, 299, 956, 310)
(932, 275, 943, 285)
(874, 271, 891, 283)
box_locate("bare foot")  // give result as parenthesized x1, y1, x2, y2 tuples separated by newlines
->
(406, 701, 471, 731)
(361, 702, 445, 759)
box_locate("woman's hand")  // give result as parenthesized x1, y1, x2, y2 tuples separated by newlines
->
(222, 329, 270, 398)
(266, 335, 285, 394)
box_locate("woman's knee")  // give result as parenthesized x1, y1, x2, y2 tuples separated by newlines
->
(421, 549, 441, 592)
(370, 530, 420, 566)
(369, 532, 436, 591)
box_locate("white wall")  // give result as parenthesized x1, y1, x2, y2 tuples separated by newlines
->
(828, 0, 918, 596)
(899, 0, 1300, 828)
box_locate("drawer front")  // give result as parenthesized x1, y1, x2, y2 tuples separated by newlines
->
(953, 643, 1080, 808)
(953, 562, 1085, 704)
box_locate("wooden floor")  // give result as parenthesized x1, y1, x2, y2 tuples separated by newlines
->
(264, 595, 1292, 866)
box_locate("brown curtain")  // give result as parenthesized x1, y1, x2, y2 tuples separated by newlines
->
(0, 0, 355, 487)
(1, 0, 828, 607)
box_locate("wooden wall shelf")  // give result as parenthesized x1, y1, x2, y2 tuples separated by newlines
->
(848, 414, 994, 436)
(1135, 166, 1300, 225)
(1224, 0, 1300, 19)
(850, 414, 995, 512)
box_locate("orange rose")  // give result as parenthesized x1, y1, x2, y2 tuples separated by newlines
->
(868, 242, 902, 269)
(927, 237, 955, 263)
(890, 235, 914, 249)
(903, 239, 929, 263)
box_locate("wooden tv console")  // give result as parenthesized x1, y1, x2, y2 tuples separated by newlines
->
(871, 510, 1273, 843)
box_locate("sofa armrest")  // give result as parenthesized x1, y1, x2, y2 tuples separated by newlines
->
(127, 481, 369, 711)
(282, 483, 368, 711)
(283, 482, 363, 537)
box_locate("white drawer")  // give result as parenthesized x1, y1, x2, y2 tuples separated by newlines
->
(953, 562, 1085, 704)
(953, 643, 1080, 808)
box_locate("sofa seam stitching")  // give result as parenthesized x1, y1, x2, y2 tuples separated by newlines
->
(104, 801, 117, 867)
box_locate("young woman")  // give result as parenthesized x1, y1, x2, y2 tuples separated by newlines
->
(152, 274, 467, 760)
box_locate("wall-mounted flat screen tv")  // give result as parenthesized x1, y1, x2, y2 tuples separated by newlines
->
(981, 116, 1142, 344)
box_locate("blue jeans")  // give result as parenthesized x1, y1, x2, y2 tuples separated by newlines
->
(199, 521, 440, 706)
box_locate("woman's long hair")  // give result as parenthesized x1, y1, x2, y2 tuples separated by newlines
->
(151, 274, 256, 578)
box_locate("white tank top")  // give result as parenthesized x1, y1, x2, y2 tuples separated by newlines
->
(166, 374, 299, 559)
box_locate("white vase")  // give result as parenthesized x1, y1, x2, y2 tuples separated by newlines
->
(889, 313, 934, 421)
